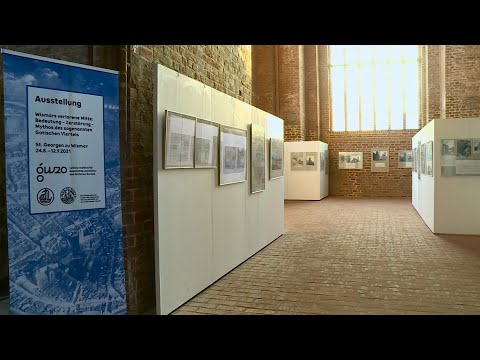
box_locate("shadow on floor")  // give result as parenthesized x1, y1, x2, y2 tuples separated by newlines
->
(436, 234, 480, 256)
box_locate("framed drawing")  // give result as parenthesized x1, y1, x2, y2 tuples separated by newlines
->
(339, 152, 363, 169)
(219, 125, 247, 185)
(305, 152, 317, 171)
(426, 141, 433, 176)
(320, 152, 325, 172)
(164, 110, 196, 169)
(269, 138, 284, 180)
(398, 150, 413, 169)
(250, 124, 265, 193)
(291, 152, 305, 170)
(371, 148, 389, 172)
(421, 143, 426, 175)
(417, 141, 421, 179)
(325, 150, 329, 175)
(194, 118, 219, 168)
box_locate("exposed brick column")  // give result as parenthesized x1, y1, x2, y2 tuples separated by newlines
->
(251, 46, 276, 115)
(428, 45, 442, 121)
(445, 45, 480, 118)
(278, 45, 305, 141)
(440, 45, 446, 118)
(304, 45, 320, 141)
(318, 45, 330, 143)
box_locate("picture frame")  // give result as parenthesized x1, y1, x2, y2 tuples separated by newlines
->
(398, 150, 413, 169)
(269, 138, 284, 180)
(250, 124, 266, 193)
(339, 152, 363, 169)
(291, 152, 305, 170)
(371, 148, 389, 172)
(164, 110, 196, 169)
(305, 152, 318, 171)
(426, 140, 433, 176)
(219, 125, 247, 186)
(194, 118, 219, 169)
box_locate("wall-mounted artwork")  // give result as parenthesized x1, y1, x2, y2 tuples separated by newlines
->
(412, 148, 417, 172)
(291, 152, 305, 170)
(269, 138, 284, 180)
(426, 141, 433, 176)
(398, 150, 413, 168)
(441, 139, 480, 176)
(421, 143, 426, 175)
(371, 148, 389, 172)
(219, 125, 247, 185)
(250, 124, 265, 193)
(164, 110, 196, 169)
(320, 152, 325, 171)
(305, 152, 317, 171)
(194, 118, 219, 168)
(339, 152, 363, 169)
(325, 150, 329, 175)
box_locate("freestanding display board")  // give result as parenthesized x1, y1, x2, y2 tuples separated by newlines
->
(412, 118, 480, 235)
(284, 141, 329, 200)
(154, 64, 284, 315)
(2, 49, 126, 314)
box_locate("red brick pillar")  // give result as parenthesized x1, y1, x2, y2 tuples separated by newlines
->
(278, 45, 305, 141)
(304, 45, 320, 141)
(445, 45, 480, 118)
(428, 45, 442, 121)
(251, 45, 276, 115)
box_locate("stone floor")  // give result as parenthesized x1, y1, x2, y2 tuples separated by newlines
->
(172, 197, 480, 315)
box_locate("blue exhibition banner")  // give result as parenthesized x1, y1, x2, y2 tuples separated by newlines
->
(2, 49, 127, 314)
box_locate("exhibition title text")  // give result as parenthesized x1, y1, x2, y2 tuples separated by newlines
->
(35, 95, 82, 108)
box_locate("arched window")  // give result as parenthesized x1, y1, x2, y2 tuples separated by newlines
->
(329, 45, 419, 131)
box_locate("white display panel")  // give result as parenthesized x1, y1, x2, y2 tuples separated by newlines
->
(413, 118, 480, 235)
(284, 141, 329, 201)
(153, 64, 284, 314)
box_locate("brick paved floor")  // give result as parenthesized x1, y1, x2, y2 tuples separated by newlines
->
(172, 197, 480, 315)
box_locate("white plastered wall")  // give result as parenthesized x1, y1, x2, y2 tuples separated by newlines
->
(434, 118, 480, 235)
(412, 120, 435, 232)
(284, 141, 329, 200)
(153, 65, 285, 314)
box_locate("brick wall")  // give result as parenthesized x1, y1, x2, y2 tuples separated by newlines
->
(327, 130, 417, 197)
(445, 45, 480, 118)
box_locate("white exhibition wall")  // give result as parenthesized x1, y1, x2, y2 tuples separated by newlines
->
(153, 65, 285, 314)
(435, 118, 480, 235)
(412, 120, 435, 231)
(284, 141, 329, 200)
(412, 118, 480, 235)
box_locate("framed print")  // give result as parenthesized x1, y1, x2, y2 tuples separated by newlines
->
(412, 148, 417, 172)
(250, 124, 266, 193)
(417, 141, 421, 179)
(398, 150, 413, 168)
(339, 152, 363, 169)
(219, 125, 247, 185)
(320, 152, 325, 171)
(164, 110, 196, 169)
(325, 150, 329, 175)
(195, 118, 219, 168)
(426, 141, 433, 176)
(421, 143, 426, 175)
(269, 138, 284, 180)
(305, 152, 317, 171)
(291, 152, 305, 170)
(441, 139, 480, 176)
(371, 148, 389, 172)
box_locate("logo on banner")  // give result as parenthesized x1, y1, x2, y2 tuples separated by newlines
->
(60, 187, 76, 204)
(37, 188, 54, 206)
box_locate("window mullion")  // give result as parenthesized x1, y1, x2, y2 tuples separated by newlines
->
(343, 46, 347, 131)
(387, 46, 391, 130)
(372, 46, 376, 131)
(402, 46, 407, 130)
(358, 46, 362, 131)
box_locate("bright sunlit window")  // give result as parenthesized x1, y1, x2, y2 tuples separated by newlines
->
(329, 45, 419, 131)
